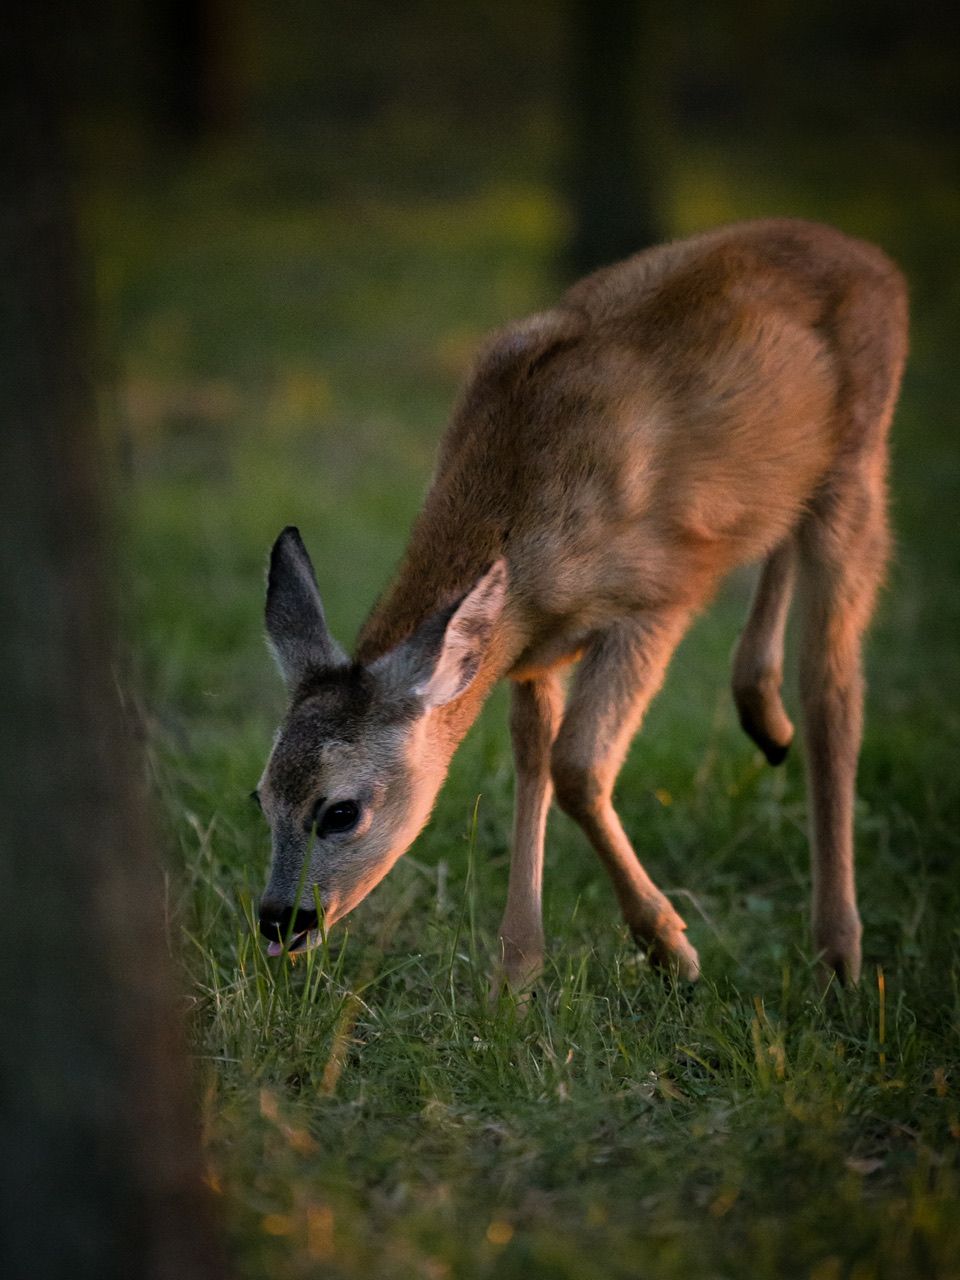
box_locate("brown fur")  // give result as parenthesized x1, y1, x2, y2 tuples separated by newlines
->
(260, 218, 907, 988)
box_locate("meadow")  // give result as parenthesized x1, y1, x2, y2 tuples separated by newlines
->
(103, 143, 960, 1278)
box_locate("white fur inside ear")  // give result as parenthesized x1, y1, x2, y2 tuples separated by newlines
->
(415, 559, 508, 709)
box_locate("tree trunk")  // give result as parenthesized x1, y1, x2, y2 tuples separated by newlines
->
(565, 0, 669, 277)
(0, 10, 225, 1279)
(157, 0, 241, 143)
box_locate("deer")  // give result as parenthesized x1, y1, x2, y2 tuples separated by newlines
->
(253, 218, 907, 992)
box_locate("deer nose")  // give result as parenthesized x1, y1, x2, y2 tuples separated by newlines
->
(258, 902, 319, 943)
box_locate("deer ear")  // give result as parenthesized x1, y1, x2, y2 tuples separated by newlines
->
(372, 560, 508, 709)
(265, 527, 345, 687)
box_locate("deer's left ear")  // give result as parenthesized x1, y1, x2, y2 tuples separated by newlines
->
(372, 560, 508, 708)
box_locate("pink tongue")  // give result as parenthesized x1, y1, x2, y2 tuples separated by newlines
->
(266, 931, 308, 958)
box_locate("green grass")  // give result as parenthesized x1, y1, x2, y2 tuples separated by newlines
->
(105, 147, 960, 1279)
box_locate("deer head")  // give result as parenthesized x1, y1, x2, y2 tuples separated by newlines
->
(254, 526, 507, 954)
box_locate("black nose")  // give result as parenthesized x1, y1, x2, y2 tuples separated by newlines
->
(258, 903, 319, 943)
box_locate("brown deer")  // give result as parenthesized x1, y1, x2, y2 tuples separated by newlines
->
(254, 218, 907, 990)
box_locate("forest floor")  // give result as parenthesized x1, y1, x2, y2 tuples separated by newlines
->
(104, 143, 960, 1279)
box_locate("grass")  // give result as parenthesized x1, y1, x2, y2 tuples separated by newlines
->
(102, 143, 960, 1279)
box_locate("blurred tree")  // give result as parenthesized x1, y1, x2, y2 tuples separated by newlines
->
(565, 0, 669, 276)
(157, 0, 241, 142)
(0, 9, 225, 1279)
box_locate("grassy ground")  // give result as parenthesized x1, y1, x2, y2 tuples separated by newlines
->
(102, 147, 960, 1278)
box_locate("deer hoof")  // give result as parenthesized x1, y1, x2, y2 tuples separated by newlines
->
(639, 928, 701, 984)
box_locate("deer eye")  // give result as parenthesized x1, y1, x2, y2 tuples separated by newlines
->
(317, 799, 360, 836)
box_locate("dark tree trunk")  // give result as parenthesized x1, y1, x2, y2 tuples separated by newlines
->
(158, 0, 240, 143)
(0, 10, 225, 1280)
(565, 0, 668, 277)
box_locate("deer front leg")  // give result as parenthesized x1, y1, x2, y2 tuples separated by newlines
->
(551, 614, 700, 982)
(494, 674, 564, 992)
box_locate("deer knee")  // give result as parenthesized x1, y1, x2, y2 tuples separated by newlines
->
(551, 751, 603, 820)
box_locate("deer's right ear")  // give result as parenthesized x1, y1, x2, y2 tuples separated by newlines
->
(370, 559, 508, 709)
(265, 527, 345, 687)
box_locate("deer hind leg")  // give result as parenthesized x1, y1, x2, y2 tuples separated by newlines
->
(495, 674, 564, 991)
(732, 537, 797, 764)
(797, 472, 889, 986)
(550, 612, 700, 981)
